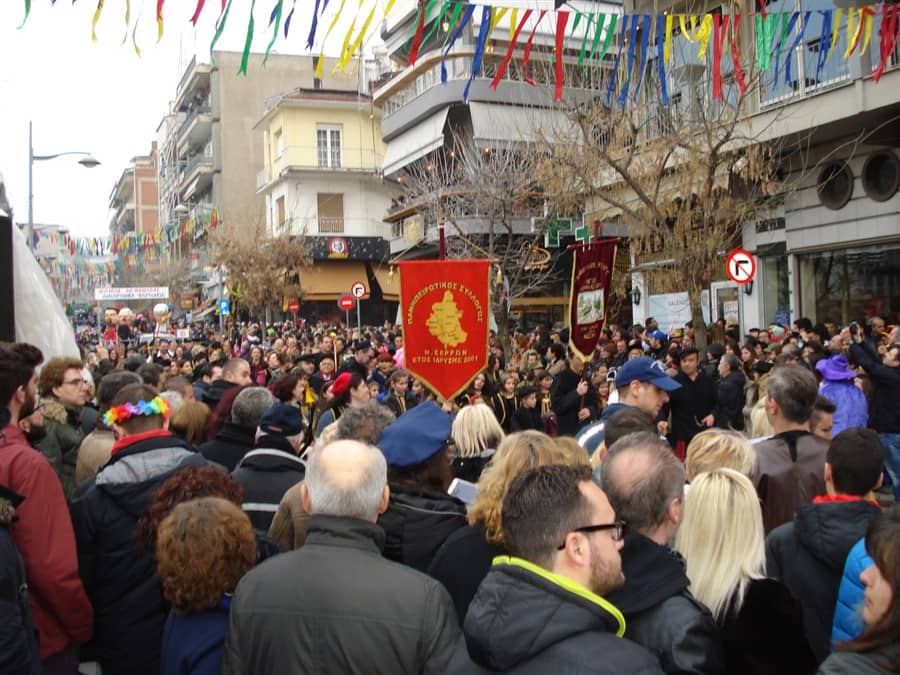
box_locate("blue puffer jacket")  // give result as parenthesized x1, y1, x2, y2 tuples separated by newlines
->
(831, 538, 872, 647)
(819, 381, 868, 437)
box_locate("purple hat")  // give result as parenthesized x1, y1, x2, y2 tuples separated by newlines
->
(816, 354, 857, 381)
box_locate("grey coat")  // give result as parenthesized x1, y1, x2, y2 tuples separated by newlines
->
(223, 514, 459, 675)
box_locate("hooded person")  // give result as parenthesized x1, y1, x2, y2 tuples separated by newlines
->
(231, 402, 307, 534)
(69, 383, 215, 675)
(377, 401, 468, 572)
(816, 354, 868, 437)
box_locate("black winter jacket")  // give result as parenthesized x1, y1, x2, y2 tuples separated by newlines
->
(445, 556, 663, 674)
(668, 370, 717, 444)
(0, 486, 41, 675)
(230, 435, 305, 533)
(378, 483, 468, 573)
(850, 342, 900, 433)
(550, 367, 599, 437)
(202, 379, 237, 410)
(428, 523, 505, 624)
(720, 578, 817, 675)
(69, 432, 214, 675)
(222, 515, 459, 675)
(766, 498, 881, 664)
(714, 370, 746, 431)
(197, 421, 256, 472)
(606, 530, 726, 674)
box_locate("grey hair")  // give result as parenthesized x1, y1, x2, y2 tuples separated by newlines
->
(765, 364, 817, 424)
(304, 441, 387, 520)
(231, 387, 276, 428)
(335, 402, 396, 445)
(158, 390, 184, 413)
(720, 353, 741, 373)
(601, 431, 685, 535)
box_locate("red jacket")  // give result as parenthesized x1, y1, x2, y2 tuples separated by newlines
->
(0, 424, 94, 659)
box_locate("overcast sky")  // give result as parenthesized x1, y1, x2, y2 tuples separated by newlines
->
(0, 1, 388, 238)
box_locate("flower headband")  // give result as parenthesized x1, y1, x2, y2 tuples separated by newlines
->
(103, 396, 171, 427)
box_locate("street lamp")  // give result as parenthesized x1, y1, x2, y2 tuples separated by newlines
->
(28, 120, 101, 227)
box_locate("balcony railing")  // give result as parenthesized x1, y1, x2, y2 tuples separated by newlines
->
(179, 147, 214, 185)
(176, 104, 213, 144)
(258, 146, 384, 189)
(317, 216, 345, 233)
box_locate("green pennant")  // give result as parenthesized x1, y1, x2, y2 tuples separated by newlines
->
(210, 0, 235, 61)
(263, 0, 283, 66)
(239, 0, 258, 75)
(578, 12, 595, 65)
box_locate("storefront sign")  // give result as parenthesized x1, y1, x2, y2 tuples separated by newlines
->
(327, 237, 349, 259)
(567, 239, 618, 360)
(94, 286, 169, 301)
(399, 260, 490, 401)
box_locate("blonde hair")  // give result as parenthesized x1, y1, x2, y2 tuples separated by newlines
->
(469, 431, 576, 545)
(750, 396, 773, 438)
(675, 468, 766, 622)
(554, 437, 592, 468)
(685, 429, 756, 482)
(169, 401, 211, 448)
(452, 402, 505, 458)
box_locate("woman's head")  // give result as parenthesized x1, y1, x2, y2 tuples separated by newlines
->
(684, 429, 757, 482)
(501, 374, 517, 395)
(249, 346, 263, 363)
(156, 497, 256, 613)
(266, 351, 283, 369)
(452, 402, 505, 459)
(469, 430, 581, 544)
(838, 505, 900, 658)
(270, 373, 303, 404)
(169, 401, 211, 448)
(675, 468, 765, 622)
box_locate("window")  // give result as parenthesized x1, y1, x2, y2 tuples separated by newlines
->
(274, 129, 284, 158)
(317, 193, 344, 233)
(317, 126, 342, 168)
(276, 196, 286, 228)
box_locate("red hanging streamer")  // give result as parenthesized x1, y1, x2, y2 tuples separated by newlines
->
(874, 2, 899, 82)
(492, 9, 532, 89)
(407, 0, 428, 66)
(712, 13, 727, 101)
(554, 12, 569, 101)
(190, 0, 207, 25)
(521, 10, 547, 86)
(731, 13, 748, 96)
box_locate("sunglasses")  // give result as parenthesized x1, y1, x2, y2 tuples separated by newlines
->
(557, 520, 626, 549)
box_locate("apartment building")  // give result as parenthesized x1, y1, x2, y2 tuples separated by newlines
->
(255, 63, 395, 320)
(618, 0, 900, 331)
(109, 142, 159, 236)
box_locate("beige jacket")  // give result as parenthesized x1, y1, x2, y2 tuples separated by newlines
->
(267, 481, 310, 552)
(75, 428, 115, 486)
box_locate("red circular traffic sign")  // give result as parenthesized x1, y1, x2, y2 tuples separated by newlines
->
(350, 281, 367, 298)
(337, 294, 356, 311)
(725, 248, 756, 285)
(288, 300, 300, 314)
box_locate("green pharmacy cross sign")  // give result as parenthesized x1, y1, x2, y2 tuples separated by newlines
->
(534, 215, 574, 247)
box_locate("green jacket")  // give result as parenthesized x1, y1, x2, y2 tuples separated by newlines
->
(35, 398, 84, 499)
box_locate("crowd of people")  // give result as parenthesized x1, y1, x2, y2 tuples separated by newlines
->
(1, 309, 899, 674)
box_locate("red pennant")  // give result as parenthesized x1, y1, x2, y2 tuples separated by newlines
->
(522, 10, 547, 86)
(491, 9, 532, 89)
(407, 0, 427, 66)
(731, 13, 748, 95)
(190, 0, 207, 25)
(554, 12, 569, 101)
(874, 2, 899, 82)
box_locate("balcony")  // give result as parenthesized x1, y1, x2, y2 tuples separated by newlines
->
(176, 104, 214, 151)
(257, 145, 384, 190)
(178, 146, 215, 198)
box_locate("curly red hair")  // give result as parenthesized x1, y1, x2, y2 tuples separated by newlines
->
(135, 465, 243, 552)
(156, 497, 256, 613)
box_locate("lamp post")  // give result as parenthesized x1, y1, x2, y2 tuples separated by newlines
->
(3, 121, 100, 340)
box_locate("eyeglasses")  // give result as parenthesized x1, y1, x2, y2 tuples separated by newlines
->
(63, 378, 86, 387)
(557, 520, 626, 549)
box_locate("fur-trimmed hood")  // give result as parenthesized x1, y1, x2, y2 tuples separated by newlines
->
(41, 397, 78, 425)
(0, 484, 24, 526)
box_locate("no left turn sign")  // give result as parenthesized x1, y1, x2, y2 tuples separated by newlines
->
(725, 249, 756, 285)
(350, 281, 368, 298)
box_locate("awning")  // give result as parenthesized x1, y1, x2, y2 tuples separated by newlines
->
(511, 296, 568, 308)
(382, 107, 449, 176)
(470, 102, 576, 146)
(371, 265, 400, 302)
(194, 304, 216, 319)
(301, 262, 368, 301)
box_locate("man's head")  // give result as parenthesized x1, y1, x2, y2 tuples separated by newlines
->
(17, 395, 46, 444)
(335, 401, 396, 446)
(601, 432, 685, 543)
(604, 407, 658, 449)
(615, 357, 681, 416)
(38, 356, 88, 408)
(718, 353, 740, 378)
(884, 343, 900, 368)
(222, 358, 252, 386)
(301, 440, 389, 522)
(137, 363, 163, 390)
(0, 342, 43, 422)
(502, 464, 624, 596)
(810, 395, 837, 442)
(106, 383, 170, 437)
(764, 364, 818, 429)
(353, 340, 371, 365)
(163, 375, 194, 402)
(96, 371, 143, 415)
(826, 428, 885, 496)
(257, 402, 305, 452)
(678, 347, 700, 377)
(231, 387, 275, 430)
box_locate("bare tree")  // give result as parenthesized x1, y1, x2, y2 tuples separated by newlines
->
(210, 211, 312, 316)
(399, 135, 568, 347)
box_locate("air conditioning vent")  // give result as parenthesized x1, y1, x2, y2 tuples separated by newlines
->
(861, 150, 900, 202)
(817, 162, 853, 210)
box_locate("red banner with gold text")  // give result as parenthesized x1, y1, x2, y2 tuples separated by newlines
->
(399, 260, 491, 401)
(568, 239, 619, 360)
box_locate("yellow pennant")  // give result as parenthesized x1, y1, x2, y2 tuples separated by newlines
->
(92, 0, 105, 42)
(828, 7, 842, 61)
(695, 14, 713, 61)
(664, 14, 674, 64)
(335, 0, 364, 73)
(489, 7, 508, 36)
(316, 0, 348, 78)
(383, 0, 396, 18)
(844, 8, 858, 59)
(342, 0, 377, 72)
(860, 9, 873, 56)
(509, 8, 518, 41)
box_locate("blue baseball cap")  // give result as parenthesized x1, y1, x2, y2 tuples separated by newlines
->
(647, 330, 667, 342)
(378, 400, 452, 467)
(615, 357, 681, 392)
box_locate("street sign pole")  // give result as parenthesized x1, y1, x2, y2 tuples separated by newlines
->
(357, 300, 361, 337)
(345, 309, 349, 326)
